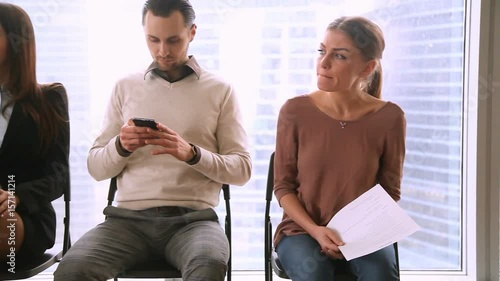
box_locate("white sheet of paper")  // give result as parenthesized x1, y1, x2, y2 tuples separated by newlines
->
(326, 184, 421, 261)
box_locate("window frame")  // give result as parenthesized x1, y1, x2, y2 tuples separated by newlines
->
(28, 0, 500, 279)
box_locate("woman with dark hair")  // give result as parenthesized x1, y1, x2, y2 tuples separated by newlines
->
(273, 16, 406, 281)
(0, 3, 70, 264)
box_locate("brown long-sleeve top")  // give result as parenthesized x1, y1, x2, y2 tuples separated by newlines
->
(273, 95, 406, 247)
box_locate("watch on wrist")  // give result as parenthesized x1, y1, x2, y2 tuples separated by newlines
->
(189, 144, 197, 161)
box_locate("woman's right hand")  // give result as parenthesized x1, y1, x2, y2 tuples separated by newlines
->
(0, 189, 9, 217)
(278, 194, 346, 259)
(310, 226, 345, 259)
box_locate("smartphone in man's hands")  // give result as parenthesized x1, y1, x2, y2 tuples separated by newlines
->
(132, 117, 159, 130)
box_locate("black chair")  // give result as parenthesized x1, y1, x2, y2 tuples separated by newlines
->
(107, 177, 232, 281)
(0, 181, 71, 280)
(264, 152, 400, 280)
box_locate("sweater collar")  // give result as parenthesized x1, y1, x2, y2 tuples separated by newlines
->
(144, 55, 201, 81)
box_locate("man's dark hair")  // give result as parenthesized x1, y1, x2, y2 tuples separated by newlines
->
(142, 0, 195, 27)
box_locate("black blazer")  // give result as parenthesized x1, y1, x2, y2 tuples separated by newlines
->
(0, 84, 70, 252)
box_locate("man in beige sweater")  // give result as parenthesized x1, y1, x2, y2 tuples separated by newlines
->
(55, 1, 251, 280)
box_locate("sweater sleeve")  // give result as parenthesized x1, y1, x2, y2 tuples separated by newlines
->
(378, 109, 406, 201)
(273, 100, 299, 204)
(15, 84, 70, 214)
(87, 81, 130, 181)
(190, 84, 252, 186)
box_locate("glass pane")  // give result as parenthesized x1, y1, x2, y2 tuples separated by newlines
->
(379, 1, 465, 270)
(8, 0, 465, 272)
(191, 0, 465, 271)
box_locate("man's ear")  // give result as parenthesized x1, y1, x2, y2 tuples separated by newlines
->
(360, 59, 378, 79)
(189, 24, 197, 42)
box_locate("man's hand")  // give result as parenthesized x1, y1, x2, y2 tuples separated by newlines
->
(145, 122, 194, 161)
(310, 226, 345, 260)
(119, 119, 159, 152)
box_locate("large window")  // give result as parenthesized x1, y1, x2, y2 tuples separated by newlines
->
(6, 0, 499, 280)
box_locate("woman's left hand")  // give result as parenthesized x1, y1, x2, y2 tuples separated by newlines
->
(310, 226, 345, 259)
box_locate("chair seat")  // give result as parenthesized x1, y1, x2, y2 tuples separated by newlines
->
(0, 250, 62, 280)
(116, 260, 181, 278)
(271, 251, 288, 279)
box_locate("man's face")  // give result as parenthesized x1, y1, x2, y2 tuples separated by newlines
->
(143, 10, 196, 73)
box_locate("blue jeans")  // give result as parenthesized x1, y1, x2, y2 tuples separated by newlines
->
(54, 206, 229, 281)
(276, 234, 399, 281)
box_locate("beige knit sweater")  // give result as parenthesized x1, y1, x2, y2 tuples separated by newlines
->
(88, 61, 251, 211)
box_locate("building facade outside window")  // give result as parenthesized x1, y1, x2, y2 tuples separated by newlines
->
(6, 0, 498, 279)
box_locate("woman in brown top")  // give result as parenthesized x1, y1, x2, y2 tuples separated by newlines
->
(274, 16, 405, 281)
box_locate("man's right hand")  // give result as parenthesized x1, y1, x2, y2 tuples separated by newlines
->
(119, 119, 159, 152)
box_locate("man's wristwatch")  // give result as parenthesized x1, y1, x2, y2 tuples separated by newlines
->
(189, 144, 197, 161)
(186, 143, 200, 165)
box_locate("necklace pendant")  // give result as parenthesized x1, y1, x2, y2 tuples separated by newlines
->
(340, 121, 347, 129)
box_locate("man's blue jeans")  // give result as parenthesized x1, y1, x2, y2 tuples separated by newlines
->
(276, 234, 399, 281)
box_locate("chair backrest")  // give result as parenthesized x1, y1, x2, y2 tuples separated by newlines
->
(62, 176, 71, 256)
(222, 183, 232, 280)
(264, 152, 400, 280)
(0, 177, 71, 280)
(264, 152, 275, 281)
(107, 177, 232, 281)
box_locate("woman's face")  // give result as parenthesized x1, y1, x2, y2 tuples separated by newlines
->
(316, 29, 371, 93)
